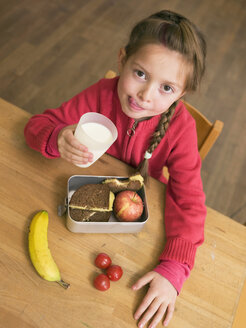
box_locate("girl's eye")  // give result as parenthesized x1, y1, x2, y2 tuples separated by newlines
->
(162, 85, 173, 94)
(135, 70, 146, 79)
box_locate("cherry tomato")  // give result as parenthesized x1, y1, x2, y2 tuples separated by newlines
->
(106, 265, 123, 281)
(95, 253, 112, 269)
(93, 274, 110, 291)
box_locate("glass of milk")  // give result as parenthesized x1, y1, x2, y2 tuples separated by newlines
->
(74, 112, 118, 167)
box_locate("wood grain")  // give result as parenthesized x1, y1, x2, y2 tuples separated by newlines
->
(0, 97, 246, 328)
(232, 279, 246, 328)
(0, 0, 245, 224)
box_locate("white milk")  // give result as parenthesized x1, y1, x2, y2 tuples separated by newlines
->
(82, 122, 113, 144)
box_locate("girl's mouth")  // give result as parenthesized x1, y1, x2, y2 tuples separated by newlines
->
(128, 97, 145, 111)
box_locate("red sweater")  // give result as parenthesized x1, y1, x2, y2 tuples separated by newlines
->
(24, 77, 206, 292)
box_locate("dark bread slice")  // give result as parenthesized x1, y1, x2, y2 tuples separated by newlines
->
(69, 208, 111, 222)
(69, 183, 114, 211)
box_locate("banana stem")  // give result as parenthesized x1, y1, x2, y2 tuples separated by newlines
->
(57, 280, 70, 289)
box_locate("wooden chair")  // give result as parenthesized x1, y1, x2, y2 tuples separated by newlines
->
(104, 70, 224, 178)
(181, 101, 224, 161)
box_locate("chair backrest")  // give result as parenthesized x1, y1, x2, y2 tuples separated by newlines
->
(104, 70, 224, 161)
(182, 101, 224, 160)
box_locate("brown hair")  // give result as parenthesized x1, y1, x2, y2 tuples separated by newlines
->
(125, 10, 206, 93)
(124, 10, 207, 179)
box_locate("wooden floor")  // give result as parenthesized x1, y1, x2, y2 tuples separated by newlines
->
(0, 0, 245, 225)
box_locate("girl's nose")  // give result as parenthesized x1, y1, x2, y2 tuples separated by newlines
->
(137, 84, 152, 103)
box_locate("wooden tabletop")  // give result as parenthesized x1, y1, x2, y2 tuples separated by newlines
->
(0, 98, 245, 328)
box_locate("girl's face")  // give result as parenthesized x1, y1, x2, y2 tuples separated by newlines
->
(117, 43, 188, 120)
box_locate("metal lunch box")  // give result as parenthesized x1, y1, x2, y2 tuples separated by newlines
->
(62, 175, 149, 233)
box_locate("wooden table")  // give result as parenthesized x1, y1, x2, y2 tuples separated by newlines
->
(0, 98, 245, 328)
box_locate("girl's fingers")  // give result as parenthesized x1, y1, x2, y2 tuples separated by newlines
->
(58, 125, 93, 165)
(132, 272, 154, 290)
(137, 299, 163, 328)
(66, 135, 88, 152)
(63, 143, 91, 158)
(59, 126, 88, 152)
(67, 154, 88, 164)
(148, 303, 168, 328)
(67, 153, 93, 164)
(60, 138, 93, 162)
(132, 272, 177, 328)
(163, 304, 175, 327)
(133, 273, 156, 322)
(134, 288, 156, 321)
(60, 147, 93, 163)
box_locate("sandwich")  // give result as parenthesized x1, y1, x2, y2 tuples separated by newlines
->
(69, 183, 115, 222)
(102, 173, 144, 193)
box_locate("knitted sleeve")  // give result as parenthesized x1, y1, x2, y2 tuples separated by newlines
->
(159, 114, 206, 269)
(24, 81, 101, 158)
(148, 106, 207, 271)
(154, 259, 190, 294)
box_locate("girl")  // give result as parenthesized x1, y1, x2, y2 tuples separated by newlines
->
(24, 10, 207, 328)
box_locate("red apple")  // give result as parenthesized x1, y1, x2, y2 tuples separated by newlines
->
(114, 191, 143, 222)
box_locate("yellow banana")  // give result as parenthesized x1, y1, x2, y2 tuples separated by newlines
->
(28, 210, 70, 289)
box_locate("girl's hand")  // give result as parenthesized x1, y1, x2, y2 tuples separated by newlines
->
(57, 125, 93, 165)
(132, 271, 177, 328)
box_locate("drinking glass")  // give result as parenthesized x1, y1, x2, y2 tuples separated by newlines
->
(74, 112, 118, 167)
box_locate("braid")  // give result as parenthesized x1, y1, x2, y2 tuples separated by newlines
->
(136, 101, 177, 181)
(148, 102, 176, 154)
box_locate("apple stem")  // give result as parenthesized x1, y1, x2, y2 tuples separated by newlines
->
(132, 192, 137, 201)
